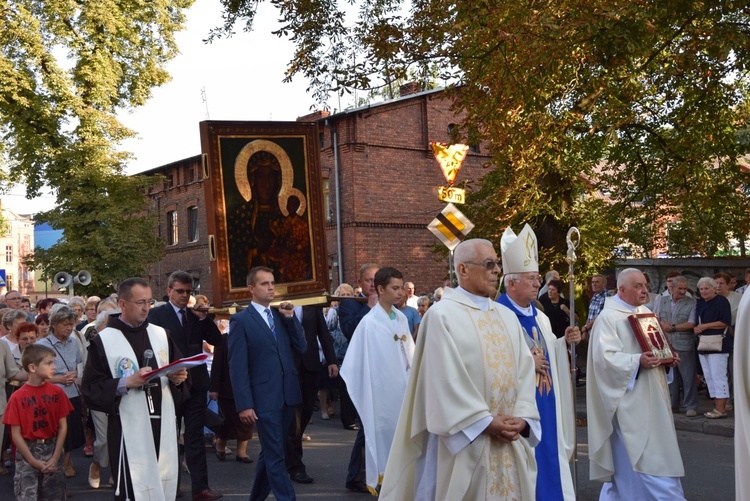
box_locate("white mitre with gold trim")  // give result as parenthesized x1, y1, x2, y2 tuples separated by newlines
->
(500, 224, 539, 274)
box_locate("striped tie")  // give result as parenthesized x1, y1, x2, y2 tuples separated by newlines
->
(265, 308, 276, 339)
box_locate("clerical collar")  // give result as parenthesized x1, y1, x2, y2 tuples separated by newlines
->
(455, 286, 492, 311)
(118, 315, 145, 329)
(612, 294, 639, 312)
(505, 295, 534, 317)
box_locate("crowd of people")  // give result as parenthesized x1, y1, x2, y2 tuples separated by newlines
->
(0, 250, 747, 500)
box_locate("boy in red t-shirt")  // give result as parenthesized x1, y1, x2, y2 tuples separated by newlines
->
(3, 344, 73, 500)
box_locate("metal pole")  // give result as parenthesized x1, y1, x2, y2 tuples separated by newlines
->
(565, 226, 581, 498)
(448, 249, 454, 287)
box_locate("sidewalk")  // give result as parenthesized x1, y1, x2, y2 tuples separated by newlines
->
(573, 383, 735, 438)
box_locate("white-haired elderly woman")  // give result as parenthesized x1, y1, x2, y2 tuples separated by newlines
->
(2, 308, 28, 352)
(86, 307, 120, 489)
(694, 276, 733, 419)
(325, 283, 359, 429)
(36, 305, 84, 478)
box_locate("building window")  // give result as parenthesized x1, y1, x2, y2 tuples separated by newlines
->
(6, 274, 12, 290)
(187, 168, 195, 183)
(187, 206, 199, 242)
(319, 132, 325, 149)
(23, 235, 30, 251)
(469, 142, 480, 154)
(322, 178, 332, 222)
(167, 211, 178, 245)
(5, 245, 11, 263)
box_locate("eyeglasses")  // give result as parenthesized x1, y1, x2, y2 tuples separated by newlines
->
(522, 275, 542, 283)
(170, 288, 193, 295)
(123, 298, 156, 307)
(464, 260, 502, 271)
(5, 296, 21, 301)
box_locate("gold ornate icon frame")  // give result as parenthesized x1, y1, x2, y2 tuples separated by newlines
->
(200, 121, 329, 307)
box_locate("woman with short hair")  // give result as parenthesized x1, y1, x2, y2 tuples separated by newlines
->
(695, 277, 732, 419)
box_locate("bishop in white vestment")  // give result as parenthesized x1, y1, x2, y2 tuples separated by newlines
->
(587, 268, 685, 500)
(380, 239, 539, 501)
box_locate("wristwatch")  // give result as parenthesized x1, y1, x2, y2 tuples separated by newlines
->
(671, 323, 676, 332)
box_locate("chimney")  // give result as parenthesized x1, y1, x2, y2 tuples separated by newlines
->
(399, 82, 422, 98)
(297, 110, 331, 122)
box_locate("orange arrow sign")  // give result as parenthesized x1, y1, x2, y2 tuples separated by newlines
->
(430, 142, 469, 186)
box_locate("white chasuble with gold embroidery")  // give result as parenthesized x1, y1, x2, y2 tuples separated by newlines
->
(381, 288, 538, 501)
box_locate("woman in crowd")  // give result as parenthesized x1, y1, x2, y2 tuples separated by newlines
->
(36, 305, 84, 477)
(538, 279, 577, 338)
(416, 296, 430, 317)
(10, 322, 37, 369)
(1, 309, 28, 353)
(325, 284, 358, 430)
(0, 333, 25, 475)
(209, 330, 253, 463)
(35, 313, 50, 338)
(86, 307, 118, 489)
(695, 276, 733, 419)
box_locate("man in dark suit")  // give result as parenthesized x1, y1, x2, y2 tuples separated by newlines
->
(228, 266, 307, 501)
(338, 263, 379, 494)
(148, 271, 223, 501)
(284, 306, 338, 483)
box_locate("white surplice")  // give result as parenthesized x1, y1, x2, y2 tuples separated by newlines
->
(340, 302, 415, 493)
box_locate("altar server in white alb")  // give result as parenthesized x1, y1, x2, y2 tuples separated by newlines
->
(380, 238, 539, 501)
(340, 266, 415, 495)
(587, 268, 685, 499)
(496, 224, 579, 500)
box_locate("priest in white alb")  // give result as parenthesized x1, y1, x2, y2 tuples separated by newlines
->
(587, 268, 685, 499)
(380, 238, 540, 501)
(340, 266, 415, 495)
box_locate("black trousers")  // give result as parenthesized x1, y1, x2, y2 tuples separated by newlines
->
(285, 369, 319, 474)
(178, 390, 210, 494)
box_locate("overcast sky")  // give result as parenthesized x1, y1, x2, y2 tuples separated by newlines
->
(5, 0, 334, 215)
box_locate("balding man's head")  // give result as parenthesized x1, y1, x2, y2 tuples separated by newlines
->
(454, 239, 501, 297)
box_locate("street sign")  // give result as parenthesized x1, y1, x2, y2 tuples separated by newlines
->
(0, 269, 5, 287)
(430, 142, 469, 186)
(428, 203, 474, 251)
(438, 186, 466, 204)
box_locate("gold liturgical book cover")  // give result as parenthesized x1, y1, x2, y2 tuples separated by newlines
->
(627, 313, 675, 365)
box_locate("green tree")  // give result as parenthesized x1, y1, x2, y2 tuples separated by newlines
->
(216, 0, 750, 274)
(1, 0, 194, 291)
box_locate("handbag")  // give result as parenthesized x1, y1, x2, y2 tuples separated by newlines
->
(204, 402, 224, 434)
(697, 321, 727, 352)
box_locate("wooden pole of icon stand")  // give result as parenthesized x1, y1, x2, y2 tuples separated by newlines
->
(565, 227, 581, 497)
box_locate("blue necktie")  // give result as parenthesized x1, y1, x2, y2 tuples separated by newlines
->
(265, 308, 277, 339)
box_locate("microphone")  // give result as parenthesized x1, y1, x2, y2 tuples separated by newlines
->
(143, 349, 154, 369)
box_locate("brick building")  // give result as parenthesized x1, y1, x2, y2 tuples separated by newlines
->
(141, 155, 214, 300)
(142, 86, 492, 302)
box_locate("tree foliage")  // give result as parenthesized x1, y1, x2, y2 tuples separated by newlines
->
(217, 0, 750, 274)
(1, 0, 194, 291)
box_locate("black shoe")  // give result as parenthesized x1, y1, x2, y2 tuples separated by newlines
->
(346, 481, 370, 494)
(215, 451, 226, 461)
(235, 455, 253, 463)
(291, 471, 314, 484)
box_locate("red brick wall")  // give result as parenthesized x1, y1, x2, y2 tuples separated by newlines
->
(144, 156, 215, 302)
(321, 90, 492, 295)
